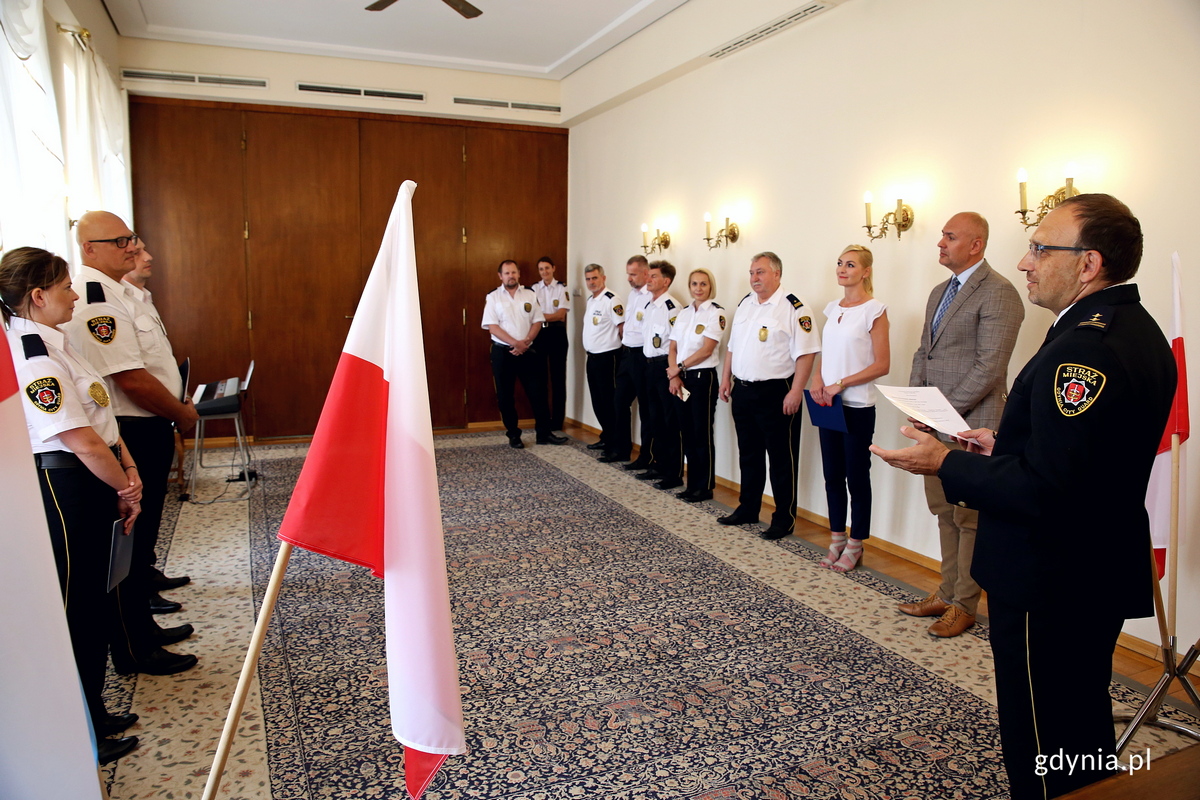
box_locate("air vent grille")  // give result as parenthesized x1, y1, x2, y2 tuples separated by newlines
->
(707, 4, 830, 59)
(511, 102, 562, 113)
(297, 82, 425, 102)
(122, 68, 267, 88)
(454, 97, 559, 113)
(454, 96, 509, 108)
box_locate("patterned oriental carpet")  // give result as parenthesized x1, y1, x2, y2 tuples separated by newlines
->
(104, 433, 1199, 799)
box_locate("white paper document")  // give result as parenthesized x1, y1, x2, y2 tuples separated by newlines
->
(875, 385, 973, 440)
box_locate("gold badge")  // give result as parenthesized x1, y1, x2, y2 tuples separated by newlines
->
(636, 311, 644, 321)
(87, 316, 117, 344)
(695, 324, 705, 335)
(1055, 363, 1106, 417)
(553, 299, 560, 308)
(800, 316, 812, 333)
(524, 302, 532, 313)
(758, 326, 769, 342)
(88, 381, 110, 407)
(592, 316, 600, 326)
(25, 377, 62, 413)
(652, 334, 662, 349)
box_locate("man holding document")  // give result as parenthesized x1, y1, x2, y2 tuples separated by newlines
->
(872, 195, 1177, 799)
(899, 212, 1024, 637)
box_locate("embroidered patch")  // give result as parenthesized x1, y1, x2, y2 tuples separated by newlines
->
(668, 316, 677, 326)
(523, 302, 532, 313)
(719, 315, 726, 331)
(695, 324, 706, 335)
(26, 377, 62, 413)
(613, 304, 624, 316)
(1055, 363, 1106, 416)
(87, 316, 117, 344)
(758, 326, 769, 342)
(799, 316, 812, 333)
(89, 381, 110, 407)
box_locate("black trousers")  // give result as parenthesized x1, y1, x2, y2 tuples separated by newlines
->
(37, 465, 114, 726)
(817, 404, 876, 540)
(490, 343, 552, 437)
(585, 348, 621, 445)
(609, 346, 646, 460)
(540, 324, 569, 431)
(644, 355, 682, 480)
(678, 368, 718, 492)
(989, 598, 1125, 800)
(730, 377, 802, 531)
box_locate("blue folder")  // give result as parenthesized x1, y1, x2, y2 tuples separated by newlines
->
(804, 390, 848, 432)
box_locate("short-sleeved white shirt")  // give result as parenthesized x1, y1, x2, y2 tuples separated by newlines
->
(583, 290, 623, 354)
(641, 292, 681, 358)
(669, 300, 727, 369)
(620, 285, 652, 347)
(727, 287, 821, 381)
(820, 298, 887, 408)
(532, 279, 570, 317)
(64, 266, 182, 417)
(481, 285, 545, 344)
(8, 316, 120, 453)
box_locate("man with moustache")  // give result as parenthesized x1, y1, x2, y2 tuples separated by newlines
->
(602, 255, 652, 465)
(582, 264, 624, 453)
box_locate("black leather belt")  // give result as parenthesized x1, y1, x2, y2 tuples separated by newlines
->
(35, 445, 121, 469)
(646, 355, 668, 363)
(734, 377, 787, 386)
(544, 321, 566, 328)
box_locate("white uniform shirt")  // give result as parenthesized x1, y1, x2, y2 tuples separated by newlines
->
(8, 316, 120, 453)
(641, 292, 681, 358)
(727, 287, 821, 381)
(669, 300, 727, 369)
(620, 285, 652, 347)
(64, 266, 183, 417)
(532, 279, 570, 318)
(583, 290, 624, 354)
(820, 299, 887, 408)
(481, 285, 545, 344)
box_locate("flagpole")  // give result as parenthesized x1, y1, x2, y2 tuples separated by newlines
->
(1168, 432, 1179, 636)
(201, 542, 293, 800)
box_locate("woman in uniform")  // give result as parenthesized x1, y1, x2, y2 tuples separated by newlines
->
(2, 247, 143, 764)
(667, 268, 727, 502)
(810, 244, 890, 572)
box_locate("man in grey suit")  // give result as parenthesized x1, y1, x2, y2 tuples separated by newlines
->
(898, 212, 1024, 637)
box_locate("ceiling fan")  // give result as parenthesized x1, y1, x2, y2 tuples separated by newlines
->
(365, 0, 482, 18)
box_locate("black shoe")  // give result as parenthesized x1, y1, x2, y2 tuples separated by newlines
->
(718, 510, 757, 526)
(599, 452, 630, 463)
(655, 478, 683, 490)
(151, 622, 195, 646)
(98, 712, 139, 737)
(149, 568, 191, 590)
(149, 593, 182, 614)
(508, 436, 525, 449)
(760, 526, 793, 540)
(679, 489, 713, 502)
(113, 648, 198, 676)
(586, 441, 607, 451)
(623, 460, 652, 471)
(635, 470, 663, 481)
(97, 736, 139, 765)
(536, 433, 568, 445)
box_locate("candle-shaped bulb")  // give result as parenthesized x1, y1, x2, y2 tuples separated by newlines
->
(863, 191, 873, 227)
(641, 223, 649, 247)
(704, 212, 712, 239)
(1017, 168, 1028, 212)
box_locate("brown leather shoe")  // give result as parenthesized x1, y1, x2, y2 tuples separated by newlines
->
(928, 606, 976, 638)
(897, 592, 949, 618)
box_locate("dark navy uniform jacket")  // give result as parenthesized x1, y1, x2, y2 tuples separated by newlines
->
(940, 283, 1176, 618)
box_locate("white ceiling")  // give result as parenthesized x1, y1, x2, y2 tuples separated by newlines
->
(102, 0, 693, 80)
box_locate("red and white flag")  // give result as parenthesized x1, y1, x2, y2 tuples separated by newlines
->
(1, 329, 103, 800)
(1146, 253, 1190, 579)
(277, 180, 466, 798)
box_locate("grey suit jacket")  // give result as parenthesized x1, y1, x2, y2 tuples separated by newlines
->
(909, 259, 1025, 432)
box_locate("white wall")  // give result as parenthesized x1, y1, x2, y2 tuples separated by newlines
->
(564, 0, 1200, 647)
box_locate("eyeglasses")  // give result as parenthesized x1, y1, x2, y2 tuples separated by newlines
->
(87, 234, 140, 248)
(1027, 242, 1088, 258)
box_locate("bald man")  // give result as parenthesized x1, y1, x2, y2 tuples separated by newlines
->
(898, 212, 1024, 638)
(65, 211, 199, 675)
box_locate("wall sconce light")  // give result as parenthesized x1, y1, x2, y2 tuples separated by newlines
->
(702, 212, 740, 249)
(641, 223, 670, 254)
(862, 191, 914, 240)
(1015, 164, 1080, 229)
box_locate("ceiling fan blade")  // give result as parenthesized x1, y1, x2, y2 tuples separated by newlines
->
(442, 0, 482, 18)
(365, 0, 399, 10)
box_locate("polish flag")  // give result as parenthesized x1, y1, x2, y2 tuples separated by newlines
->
(1, 329, 102, 799)
(1146, 253, 1189, 579)
(276, 181, 466, 798)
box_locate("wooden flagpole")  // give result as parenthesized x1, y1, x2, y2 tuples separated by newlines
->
(200, 542, 293, 800)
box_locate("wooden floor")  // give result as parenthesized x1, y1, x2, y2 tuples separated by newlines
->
(440, 420, 1197, 709)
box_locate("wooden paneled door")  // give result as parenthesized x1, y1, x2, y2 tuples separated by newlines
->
(244, 112, 362, 438)
(464, 127, 569, 424)
(359, 120, 467, 428)
(129, 100, 250, 437)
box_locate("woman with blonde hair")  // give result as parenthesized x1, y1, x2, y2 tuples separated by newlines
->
(810, 244, 890, 572)
(667, 267, 726, 502)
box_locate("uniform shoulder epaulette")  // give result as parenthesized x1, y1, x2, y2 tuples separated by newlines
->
(86, 281, 106, 304)
(711, 302, 724, 310)
(1075, 307, 1112, 332)
(786, 293, 804, 309)
(21, 333, 48, 359)
(603, 290, 615, 299)
(740, 292, 752, 304)
(665, 298, 676, 310)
